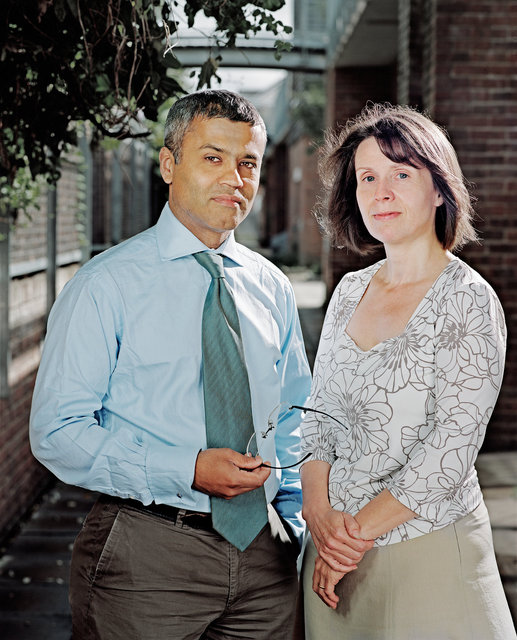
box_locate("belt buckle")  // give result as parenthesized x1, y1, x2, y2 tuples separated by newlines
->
(175, 508, 188, 526)
(179, 510, 211, 530)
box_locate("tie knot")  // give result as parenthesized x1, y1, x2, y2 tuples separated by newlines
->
(193, 251, 225, 279)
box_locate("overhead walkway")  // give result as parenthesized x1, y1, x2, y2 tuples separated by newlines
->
(169, 0, 399, 73)
(171, 36, 326, 72)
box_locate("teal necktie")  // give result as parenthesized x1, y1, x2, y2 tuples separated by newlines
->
(193, 251, 268, 551)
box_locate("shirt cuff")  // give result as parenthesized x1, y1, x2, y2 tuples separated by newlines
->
(145, 444, 202, 509)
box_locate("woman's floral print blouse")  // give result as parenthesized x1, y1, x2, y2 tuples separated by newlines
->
(301, 258, 506, 546)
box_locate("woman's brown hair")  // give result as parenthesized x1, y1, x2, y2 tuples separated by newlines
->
(316, 103, 477, 255)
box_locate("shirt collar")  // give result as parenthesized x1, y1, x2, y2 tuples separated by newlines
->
(156, 203, 244, 266)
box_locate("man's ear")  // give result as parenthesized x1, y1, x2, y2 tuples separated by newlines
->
(159, 147, 174, 184)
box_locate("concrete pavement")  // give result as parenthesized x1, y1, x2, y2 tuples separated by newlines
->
(0, 270, 515, 637)
(0, 485, 96, 639)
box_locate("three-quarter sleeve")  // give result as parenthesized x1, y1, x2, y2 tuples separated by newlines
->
(387, 281, 506, 523)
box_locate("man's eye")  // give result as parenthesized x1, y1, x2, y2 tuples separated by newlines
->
(398, 172, 409, 179)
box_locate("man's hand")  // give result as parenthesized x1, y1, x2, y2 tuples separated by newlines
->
(193, 448, 271, 499)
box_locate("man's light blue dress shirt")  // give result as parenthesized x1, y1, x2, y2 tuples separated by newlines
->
(30, 204, 312, 544)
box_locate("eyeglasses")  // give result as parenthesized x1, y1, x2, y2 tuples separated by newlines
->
(246, 402, 348, 470)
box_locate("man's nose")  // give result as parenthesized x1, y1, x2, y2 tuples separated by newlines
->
(220, 166, 244, 188)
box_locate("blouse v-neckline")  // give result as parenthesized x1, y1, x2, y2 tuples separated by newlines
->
(344, 257, 459, 354)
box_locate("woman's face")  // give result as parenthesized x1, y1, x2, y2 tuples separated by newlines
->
(354, 137, 442, 249)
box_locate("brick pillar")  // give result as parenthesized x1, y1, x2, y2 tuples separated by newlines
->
(262, 144, 289, 247)
(430, 0, 517, 449)
(322, 65, 397, 294)
(398, 0, 436, 109)
(287, 136, 322, 267)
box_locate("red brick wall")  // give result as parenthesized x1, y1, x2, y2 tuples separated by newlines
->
(0, 372, 51, 542)
(431, 0, 517, 449)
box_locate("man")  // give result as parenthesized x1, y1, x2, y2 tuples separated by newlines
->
(30, 89, 311, 639)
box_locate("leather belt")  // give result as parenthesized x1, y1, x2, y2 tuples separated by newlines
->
(100, 495, 214, 531)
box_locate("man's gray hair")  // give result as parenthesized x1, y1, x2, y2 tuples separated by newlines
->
(164, 89, 267, 162)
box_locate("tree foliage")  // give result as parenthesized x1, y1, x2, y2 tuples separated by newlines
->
(0, 0, 291, 218)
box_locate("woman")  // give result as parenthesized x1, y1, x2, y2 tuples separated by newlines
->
(300, 103, 515, 639)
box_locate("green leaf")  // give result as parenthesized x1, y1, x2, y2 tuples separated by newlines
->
(95, 74, 111, 93)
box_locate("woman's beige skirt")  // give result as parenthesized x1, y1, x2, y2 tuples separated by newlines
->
(301, 502, 516, 640)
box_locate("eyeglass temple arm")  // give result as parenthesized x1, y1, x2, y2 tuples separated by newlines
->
(289, 405, 347, 429)
(260, 452, 312, 470)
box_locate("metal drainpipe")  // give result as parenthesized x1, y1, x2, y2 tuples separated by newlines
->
(111, 146, 122, 246)
(0, 209, 10, 398)
(46, 186, 57, 321)
(79, 133, 93, 264)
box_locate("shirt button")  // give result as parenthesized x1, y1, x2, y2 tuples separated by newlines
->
(177, 493, 182, 499)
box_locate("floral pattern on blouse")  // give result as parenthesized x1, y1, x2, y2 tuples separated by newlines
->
(301, 258, 506, 546)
